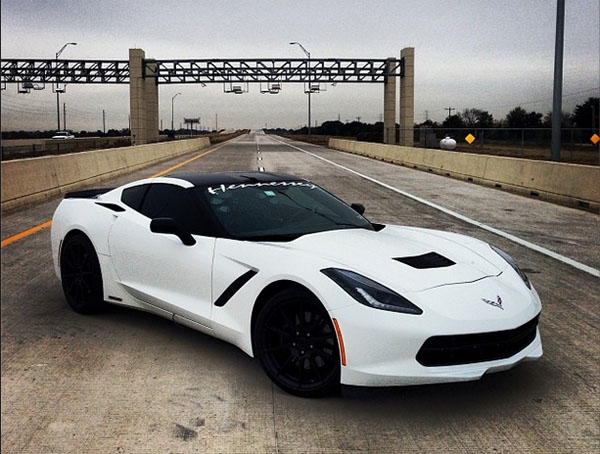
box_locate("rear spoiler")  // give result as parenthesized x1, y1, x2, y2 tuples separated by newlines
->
(64, 188, 114, 199)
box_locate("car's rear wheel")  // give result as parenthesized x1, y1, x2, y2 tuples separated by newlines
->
(254, 288, 340, 397)
(60, 233, 105, 314)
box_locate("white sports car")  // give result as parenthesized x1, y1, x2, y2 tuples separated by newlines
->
(51, 172, 542, 397)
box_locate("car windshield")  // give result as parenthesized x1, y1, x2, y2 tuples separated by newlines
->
(197, 181, 373, 241)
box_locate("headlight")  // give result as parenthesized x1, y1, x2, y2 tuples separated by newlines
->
(490, 245, 531, 289)
(321, 268, 423, 315)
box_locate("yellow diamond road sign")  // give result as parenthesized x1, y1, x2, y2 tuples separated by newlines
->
(465, 133, 476, 144)
(591, 134, 600, 145)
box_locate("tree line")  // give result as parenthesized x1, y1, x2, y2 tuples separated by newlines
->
(423, 97, 598, 129)
(267, 97, 599, 141)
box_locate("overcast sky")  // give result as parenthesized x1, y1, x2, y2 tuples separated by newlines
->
(1, 0, 599, 131)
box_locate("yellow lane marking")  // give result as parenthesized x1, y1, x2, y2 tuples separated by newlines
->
(1, 142, 228, 248)
(150, 141, 227, 177)
(1, 220, 53, 248)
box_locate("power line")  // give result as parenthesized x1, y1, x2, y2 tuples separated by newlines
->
(486, 87, 599, 109)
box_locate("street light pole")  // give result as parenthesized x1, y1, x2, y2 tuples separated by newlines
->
(55, 42, 77, 131)
(171, 92, 181, 132)
(290, 42, 311, 135)
(551, 0, 565, 162)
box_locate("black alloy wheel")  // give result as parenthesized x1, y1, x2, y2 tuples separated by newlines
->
(254, 288, 340, 397)
(60, 234, 105, 314)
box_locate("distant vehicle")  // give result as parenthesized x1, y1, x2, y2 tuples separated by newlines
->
(52, 131, 75, 140)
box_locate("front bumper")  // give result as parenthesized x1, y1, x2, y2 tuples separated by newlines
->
(329, 283, 542, 387)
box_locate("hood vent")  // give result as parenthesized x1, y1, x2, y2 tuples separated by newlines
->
(394, 252, 455, 269)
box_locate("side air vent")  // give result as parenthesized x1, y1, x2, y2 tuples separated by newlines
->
(394, 252, 455, 269)
(95, 202, 126, 212)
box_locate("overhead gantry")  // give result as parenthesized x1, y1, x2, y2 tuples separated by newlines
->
(1, 48, 414, 145)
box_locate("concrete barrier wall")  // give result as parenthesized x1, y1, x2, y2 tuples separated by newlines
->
(1, 137, 211, 211)
(329, 139, 599, 210)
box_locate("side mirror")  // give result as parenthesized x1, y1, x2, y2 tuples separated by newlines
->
(150, 217, 196, 246)
(350, 203, 365, 215)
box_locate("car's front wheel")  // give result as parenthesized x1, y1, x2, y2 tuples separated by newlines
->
(254, 288, 340, 397)
(60, 233, 105, 314)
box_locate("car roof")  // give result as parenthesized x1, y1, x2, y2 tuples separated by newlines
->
(167, 171, 305, 187)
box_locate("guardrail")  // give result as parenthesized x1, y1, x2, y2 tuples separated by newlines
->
(1, 137, 211, 211)
(1, 137, 132, 161)
(329, 138, 599, 212)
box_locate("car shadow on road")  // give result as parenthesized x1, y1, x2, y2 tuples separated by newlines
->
(93, 303, 551, 417)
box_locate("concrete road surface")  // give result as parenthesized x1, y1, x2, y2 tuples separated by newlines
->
(2, 133, 598, 453)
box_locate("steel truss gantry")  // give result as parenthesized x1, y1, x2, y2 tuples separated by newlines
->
(1, 58, 403, 85)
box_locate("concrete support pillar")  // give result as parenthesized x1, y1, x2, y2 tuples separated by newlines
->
(129, 48, 159, 145)
(383, 58, 397, 144)
(399, 47, 415, 147)
(145, 59, 159, 143)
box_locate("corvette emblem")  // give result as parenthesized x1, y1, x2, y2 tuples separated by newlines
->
(482, 295, 504, 310)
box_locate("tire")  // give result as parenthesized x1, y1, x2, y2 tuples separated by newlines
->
(254, 288, 340, 397)
(60, 233, 105, 314)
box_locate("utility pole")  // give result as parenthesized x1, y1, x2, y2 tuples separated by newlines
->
(63, 103, 67, 130)
(444, 107, 455, 119)
(102, 109, 106, 134)
(215, 113, 218, 131)
(425, 110, 429, 122)
(338, 113, 341, 122)
(551, 0, 565, 162)
(356, 116, 362, 122)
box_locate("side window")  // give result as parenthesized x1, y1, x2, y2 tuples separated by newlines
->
(139, 184, 206, 235)
(121, 184, 150, 211)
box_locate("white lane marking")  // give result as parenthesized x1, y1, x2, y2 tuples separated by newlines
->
(270, 136, 600, 278)
(258, 166, 265, 172)
(258, 156, 263, 161)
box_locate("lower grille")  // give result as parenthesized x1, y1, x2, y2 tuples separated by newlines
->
(416, 315, 539, 367)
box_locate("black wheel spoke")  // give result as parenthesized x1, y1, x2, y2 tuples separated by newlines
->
(297, 359, 304, 383)
(80, 279, 93, 295)
(309, 355, 322, 382)
(70, 247, 81, 267)
(65, 278, 77, 295)
(266, 325, 292, 338)
(261, 343, 289, 353)
(275, 356, 293, 377)
(277, 308, 295, 328)
(314, 346, 334, 359)
(64, 255, 77, 269)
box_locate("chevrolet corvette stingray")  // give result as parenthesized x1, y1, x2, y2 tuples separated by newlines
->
(51, 172, 542, 397)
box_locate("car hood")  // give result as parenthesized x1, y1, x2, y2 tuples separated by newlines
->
(276, 225, 504, 293)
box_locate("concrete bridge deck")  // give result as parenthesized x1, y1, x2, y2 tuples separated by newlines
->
(1, 133, 598, 453)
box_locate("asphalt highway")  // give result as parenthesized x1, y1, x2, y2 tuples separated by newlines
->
(2, 132, 598, 453)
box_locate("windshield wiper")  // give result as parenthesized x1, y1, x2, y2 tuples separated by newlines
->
(276, 191, 351, 225)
